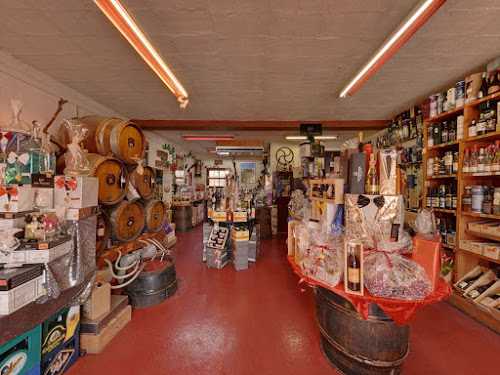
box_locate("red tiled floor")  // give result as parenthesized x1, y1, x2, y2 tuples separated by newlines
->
(69, 225, 500, 375)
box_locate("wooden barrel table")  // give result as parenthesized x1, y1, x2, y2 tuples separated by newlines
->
(141, 199, 166, 233)
(173, 205, 192, 233)
(130, 166, 156, 199)
(315, 286, 409, 375)
(123, 256, 177, 309)
(256, 206, 272, 239)
(105, 201, 145, 243)
(60, 116, 146, 165)
(95, 210, 111, 256)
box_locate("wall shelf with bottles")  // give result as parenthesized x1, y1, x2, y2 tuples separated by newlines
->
(425, 105, 465, 123)
(426, 174, 458, 180)
(428, 140, 461, 151)
(462, 212, 500, 220)
(433, 208, 457, 214)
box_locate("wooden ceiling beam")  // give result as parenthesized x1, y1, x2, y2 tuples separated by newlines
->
(132, 120, 388, 131)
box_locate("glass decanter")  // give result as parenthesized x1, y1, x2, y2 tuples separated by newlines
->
(39, 131, 56, 175)
(62, 118, 91, 176)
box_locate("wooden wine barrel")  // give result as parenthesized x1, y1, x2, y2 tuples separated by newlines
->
(59, 116, 145, 164)
(130, 166, 156, 199)
(123, 256, 177, 309)
(87, 153, 129, 206)
(141, 199, 166, 233)
(172, 205, 192, 233)
(96, 211, 111, 256)
(56, 153, 129, 206)
(315, 286, 409, 375)
(105, 201, 145, 242)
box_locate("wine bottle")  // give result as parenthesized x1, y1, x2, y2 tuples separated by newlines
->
(365, 154, 379, 194)
(467, 280, 496, 299)
(96, 219, 105, 241)
(347, 244, 361, 292)
(457, 272, 483, 290)
(488, 70, 500, 95)
(478, 72, 488, 99)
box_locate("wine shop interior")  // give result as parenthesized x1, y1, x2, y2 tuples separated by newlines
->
(1, 1, 500, 375)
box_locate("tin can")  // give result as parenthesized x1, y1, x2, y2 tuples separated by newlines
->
(471, 185, 484, 213)
(446, 87, 456, 111)
(455, 80, 465, 107)
(437, 92, 445, 114)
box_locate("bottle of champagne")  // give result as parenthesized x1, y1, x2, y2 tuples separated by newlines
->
(365, 154, 379, 194)
(478, 72, 488, 99)
(488, 70, 500, 95)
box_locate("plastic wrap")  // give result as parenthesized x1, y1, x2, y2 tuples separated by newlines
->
(49, 215, 97, 292)
(363, 225, 433, 301)
(412, 209, 437, 235)
(2, 99, 31, 134)
(62, 118, 91, 176)
(36, 263, 60, 303)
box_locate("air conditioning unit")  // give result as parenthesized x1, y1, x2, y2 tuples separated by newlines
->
(216, 140, 264, 155)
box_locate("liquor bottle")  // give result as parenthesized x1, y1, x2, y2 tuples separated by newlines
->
(447, 219, 456, 246)
(478, 72, 488, 99)
(488, 70, 500, 95)
(468, 120, 477, 138)
(347, 245, 361, 292)
(227, 208, 233, 222)
(485, 145, 494, 172)
(365, 154, 379, 194)
(477, 147, 486, 172)
(483, 187, 492, 214)
(462, 186, 472, 212)
(470, 144, 479, 173)
(433, 122, 441, 145)
(436, 218, 441, 236)
(441, 121, 449, 143)
(96, 219, 105, 241)
(452, 187, 458, 210)
(441, 219, 447, 243)
(452, 152, 459, 174)
(467, 280, 496, 299)
(119, 170, 127, 188)
(492, 140, 500, 172)
(439, 185, 446, 209)
(463, 148, 471, 173)
(444, 151, 453, 175)
(477, 115, 486, 136)
(427, 125, 434, 147)
(434, 187, 440, 208)
(449, 120, 456, 142)
(446, 186, 452, 209)
(480, 293, 500, 307)
(457, 271, 484, 290)
(426, 188, 431, 208)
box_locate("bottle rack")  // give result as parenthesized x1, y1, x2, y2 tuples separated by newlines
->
(423, 91, 500, 333)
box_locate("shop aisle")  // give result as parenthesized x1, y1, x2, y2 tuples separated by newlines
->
(69, 225, 499, 375)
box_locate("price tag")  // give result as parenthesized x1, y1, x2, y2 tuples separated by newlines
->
(38, 243, 49, 250)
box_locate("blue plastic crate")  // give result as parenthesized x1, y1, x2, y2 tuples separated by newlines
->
(25, 363, 41, 375)
(41, 306, 80, 361)
(41, 335, 78, 375)
(0, 325, 41, 375)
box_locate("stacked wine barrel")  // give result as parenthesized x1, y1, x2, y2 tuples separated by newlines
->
(57, 116, 166, 253)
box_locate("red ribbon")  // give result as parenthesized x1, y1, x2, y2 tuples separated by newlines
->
(55, 176, 77, 190)
(0, 187, 18, 197)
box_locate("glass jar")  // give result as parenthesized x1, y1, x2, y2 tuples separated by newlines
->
(493, 187, 500, 215)
(462, 186, 472, 212)
(471, 185, 484, 213)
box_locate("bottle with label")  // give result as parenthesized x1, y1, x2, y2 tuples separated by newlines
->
(446, 186, 452, 209)
(483, 187, 493, 214)
(463, 148, 471, 173)
(485, 145, 494, 172)
(478, 72, 488, 99)
(227, 208, 233, 222)
(444, 151, 453, 174)
(347, 243, 361, 292)
(427, 125, 434, 147)
(468, 121, 477, 138)
(439, 185, 446, 209)
(462, 186, 472, 212)
(476, 114, 486, 136)
(488, 70, 500, 95)
(119, 170, 127, 188)
(365, 154, 379, 194)
(441, 121, 449, 143)
(492, 140, 500, 172)
(449, 120, 456, 142)
(452, 187, 458, 210)
(426, 188, 431, 208)
(470, 145, 479, 172)
(96, 219, 105, 241)
(433, 122, 441, 145)
(434, 187, 441, 208)
(467, 280, 496, 299)
(441, 219, 447, 243)
(452, 151, 459, 174)
(477, 147, 486, 172)
(457, 271, 483, 290)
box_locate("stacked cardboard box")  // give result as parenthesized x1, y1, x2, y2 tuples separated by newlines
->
(271, 205, 278, 235)
(233, 240, 249, 271)
(248, 224, 260, 262)
(165, 222, 177, 248)
(206, 246, 228, 269)
(202, 222, 211, 261)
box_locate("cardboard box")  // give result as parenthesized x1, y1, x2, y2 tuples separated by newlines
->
(231, 228, 249, 242)
(54, 176, 98, 209)
(212, 211, 227, 221)
(412, 234, 441, 286)
(83, 281, 111, 320)
(0, 217, 25, 230)
(0, 185, 34, 213)
(470, 241, 487, 255)
(464, 271, 498, 302)
(483, 244, 500, 261)
(459, 239, 483, 252)
(454, 265, 486, 294)
(0, 271, 46, 316)
(233, 212, 247, 222)
(468, 220, 495, 232)
(65, 206, 100, 221)
(81, 295, 129, 334)
(480, 222, 500, 236)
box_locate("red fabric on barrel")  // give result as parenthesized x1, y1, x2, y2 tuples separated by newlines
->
(288, 255, 451, 325)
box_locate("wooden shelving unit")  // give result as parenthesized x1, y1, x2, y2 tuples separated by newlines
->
(423, 90, 500, 332)
(308, 178, 344, 220)
(433, 208, 457, 214)
(442, 243, 456, 250)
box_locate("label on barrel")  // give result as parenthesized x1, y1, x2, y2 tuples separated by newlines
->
(128, 138, 135, 148)
(127, 216, 134, 227)
(107, 174, 115, 185)
(143, 175, 149, 184)
(154, 211, 159, 219)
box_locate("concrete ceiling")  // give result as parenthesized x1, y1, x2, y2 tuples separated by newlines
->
(0, 0, 499, 123)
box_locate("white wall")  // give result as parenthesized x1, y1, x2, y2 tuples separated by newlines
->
(269, 142, 300, 172)
(200, 157, 266, 190)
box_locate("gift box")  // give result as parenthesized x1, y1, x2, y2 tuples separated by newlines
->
(339, 148, 359, 180)
(344, 194, 404, 247)
(412, 234, 442, 286)
(231, 228, 249, 242)
(379, 150, 398, 195)
(349, 153, 366, 194)
(233, 211, 247, 222)
(300, 246, 343, 288)
(212, 211, 227, 221)
(54, 176, 98, 209)
(5, 149, 39, 185)
(0, 185, 34, 213)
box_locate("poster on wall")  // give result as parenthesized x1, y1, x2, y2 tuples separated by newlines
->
(162, 170, 173, 209)
(240, 162, 256, 184)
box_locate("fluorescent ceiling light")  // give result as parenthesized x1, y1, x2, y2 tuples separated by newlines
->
(218, 151, 230, 156)
(286, 136, 308, 140)
(339, 0, 446, 98)
(315, 136, 338, 140)
(183, 136, 235, 141)
(94, 0, 189, 108)
(208, 150, 218, 154)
